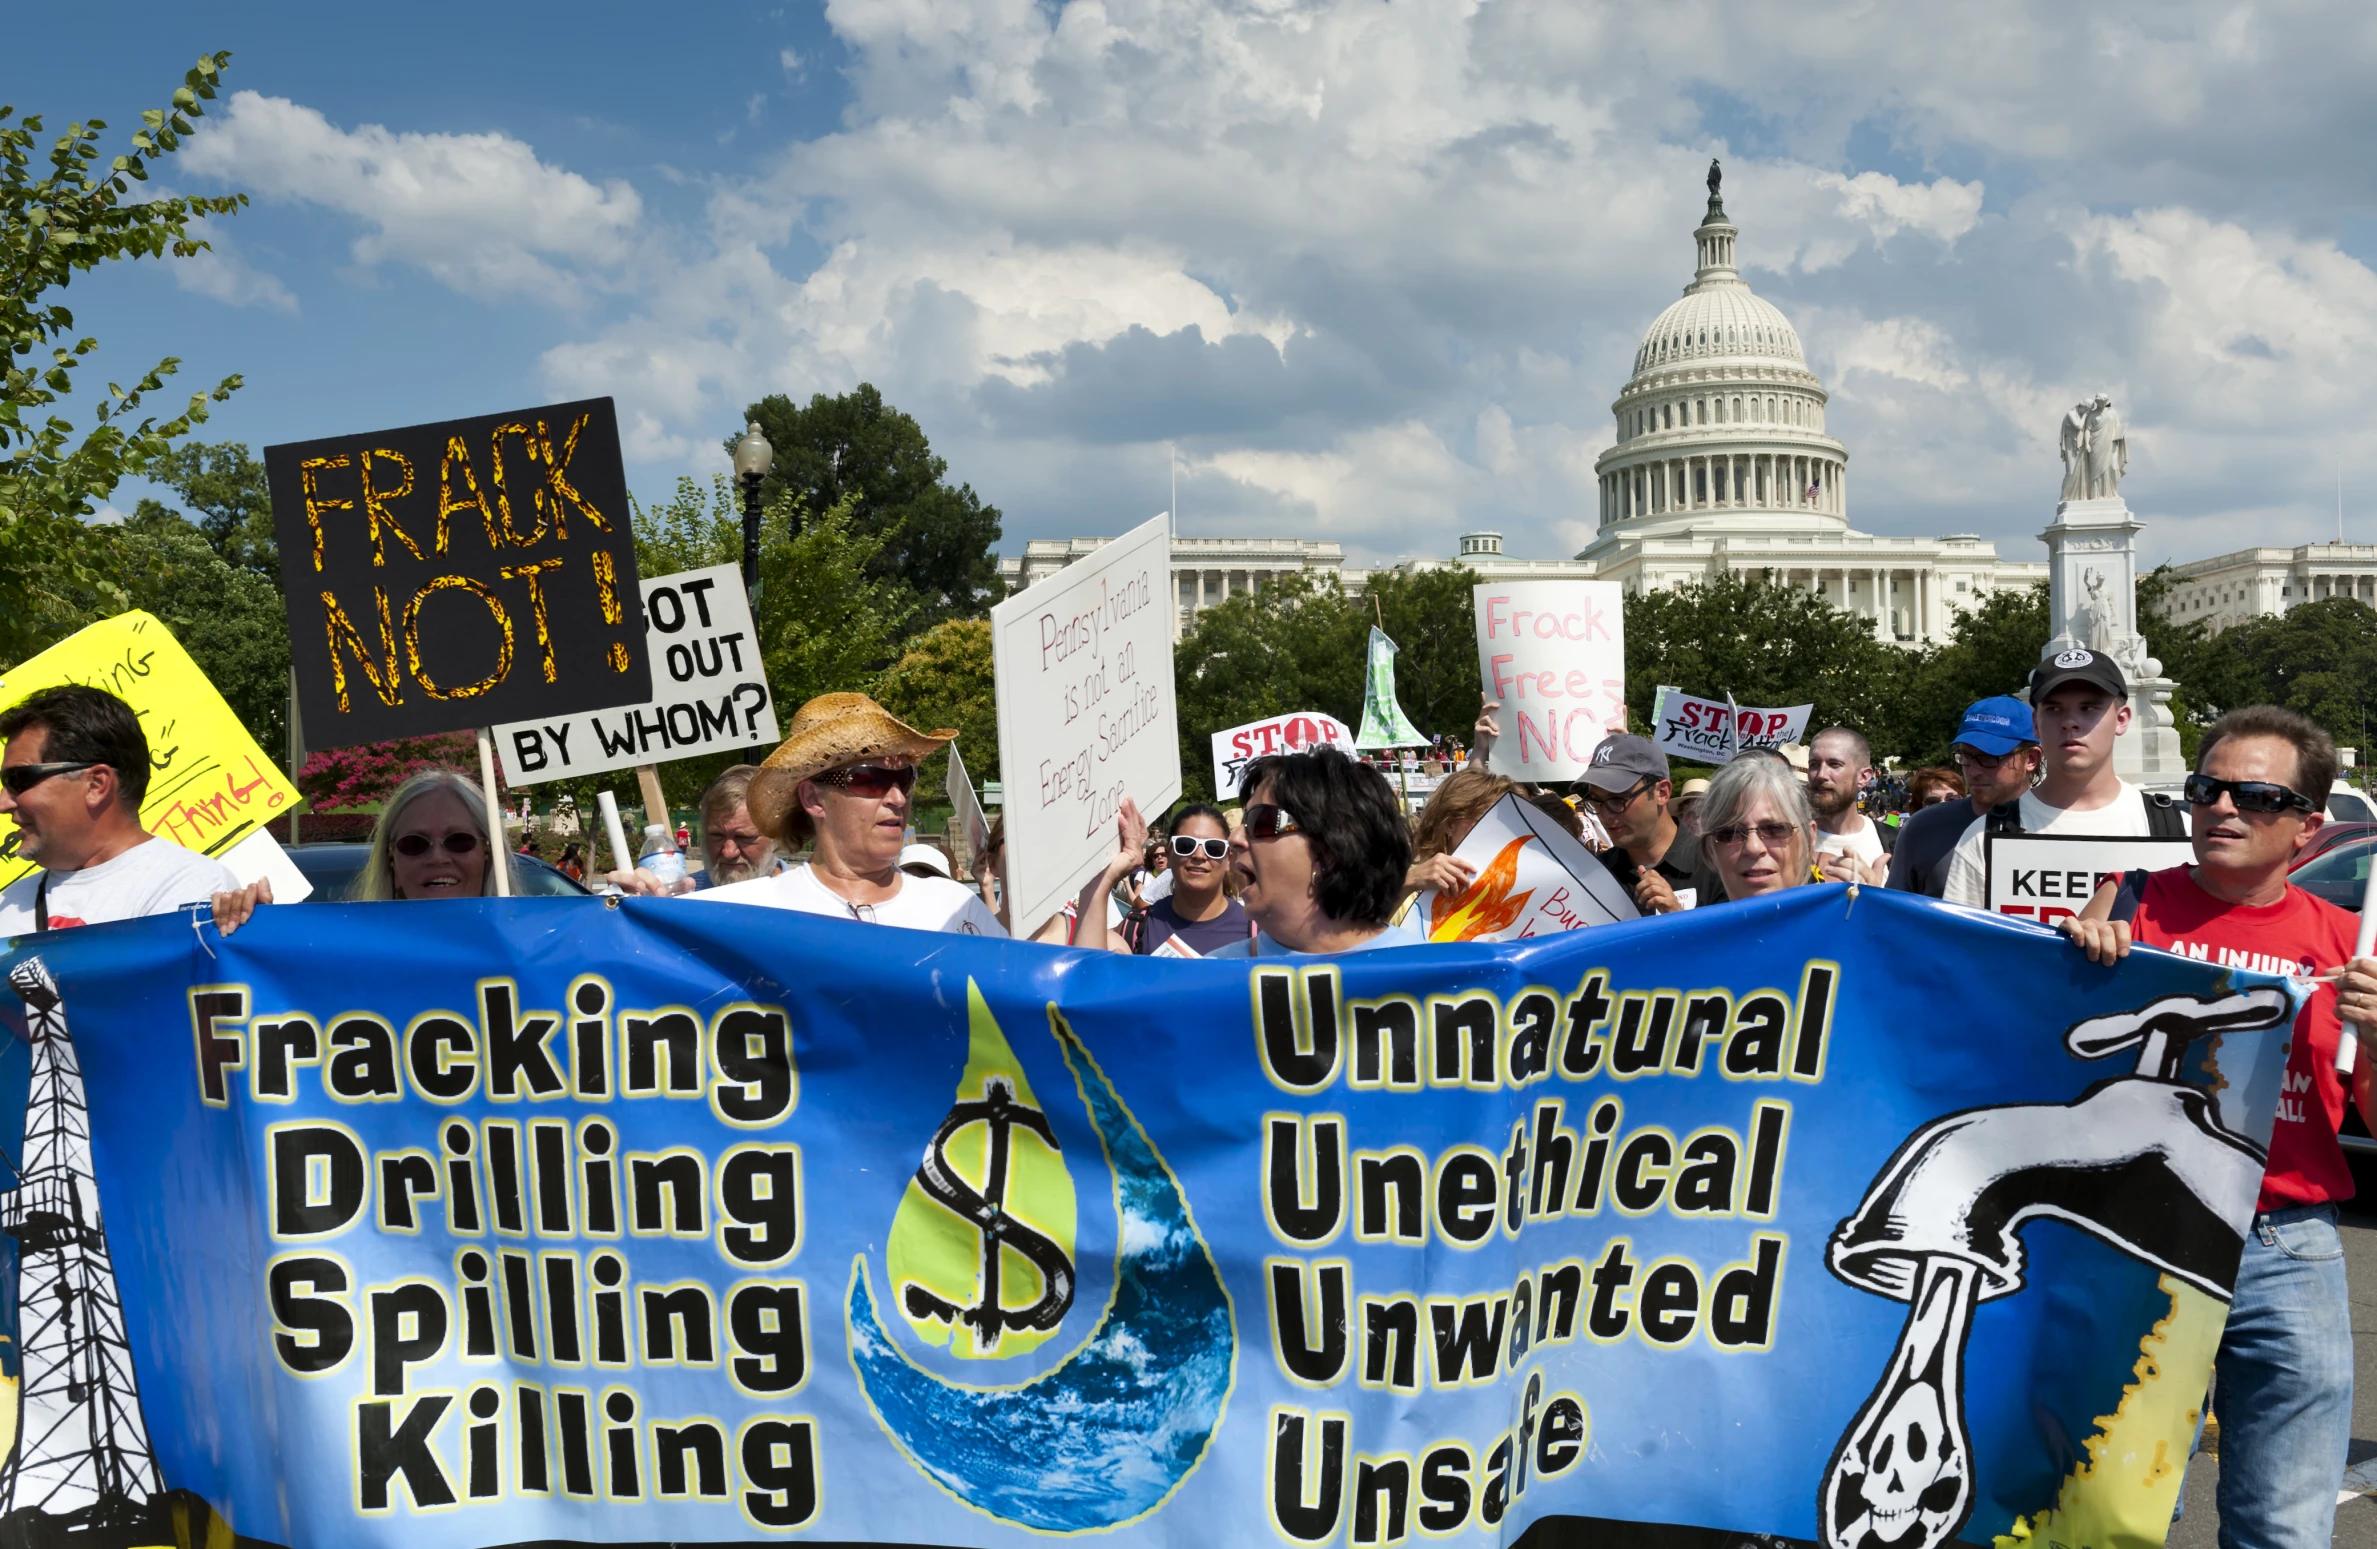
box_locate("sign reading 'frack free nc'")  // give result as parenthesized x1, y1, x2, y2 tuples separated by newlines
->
(267, 398, 651, 748)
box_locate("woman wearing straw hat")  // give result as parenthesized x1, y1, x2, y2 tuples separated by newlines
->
(685, 693, 1006, 935)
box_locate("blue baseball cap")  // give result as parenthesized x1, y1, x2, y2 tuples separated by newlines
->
(1952, 695, 2036, 756)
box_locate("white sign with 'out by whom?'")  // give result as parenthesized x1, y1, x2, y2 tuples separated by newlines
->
(990, 512, 1181, 935)
(492, 563, 779, 785)
(1473, 580, 1627, 784)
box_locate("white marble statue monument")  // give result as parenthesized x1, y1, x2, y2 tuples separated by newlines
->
(2041, 395, 2184, 779)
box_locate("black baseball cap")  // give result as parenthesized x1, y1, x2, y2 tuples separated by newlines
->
(2030, 647, 2127, 702)
(1577, 734, 1670, 793)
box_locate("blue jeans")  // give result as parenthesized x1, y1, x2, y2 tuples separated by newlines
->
(2210, 1203, 2352, 1549)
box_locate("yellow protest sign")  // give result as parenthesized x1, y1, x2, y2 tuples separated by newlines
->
(0, 612, 302, 888)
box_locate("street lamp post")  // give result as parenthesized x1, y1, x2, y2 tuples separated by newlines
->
(732, 421, 775, 604)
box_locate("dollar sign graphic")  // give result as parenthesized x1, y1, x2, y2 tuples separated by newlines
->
(902, 1076, 1077, 1354)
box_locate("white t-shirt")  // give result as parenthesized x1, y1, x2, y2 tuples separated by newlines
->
(0, 837, 238, 937)
(1940, 783, 2152, 908)
(1144, 870, 1175, 903)
(1814, 815, 1887, 870)
(690, 863, 1008, 936)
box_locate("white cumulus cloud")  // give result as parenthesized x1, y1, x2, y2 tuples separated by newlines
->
(181, 91, 643, 304)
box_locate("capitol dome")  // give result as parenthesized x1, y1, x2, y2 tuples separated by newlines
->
(1588, 170, 1847, 541)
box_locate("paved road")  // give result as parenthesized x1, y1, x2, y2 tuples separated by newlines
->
(2168, 1198, 2377, 1549)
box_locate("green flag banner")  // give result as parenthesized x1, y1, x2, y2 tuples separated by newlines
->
(1355, 625, 1428, 749)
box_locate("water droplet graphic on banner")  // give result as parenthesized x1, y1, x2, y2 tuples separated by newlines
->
(887, 982, 1077, 1359)
(848, 988, 1236, 1532)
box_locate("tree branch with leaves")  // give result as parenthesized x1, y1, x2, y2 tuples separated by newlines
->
(0, 52, 247, 665)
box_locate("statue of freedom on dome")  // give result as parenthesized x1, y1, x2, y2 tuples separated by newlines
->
(1707, 158, 1721, 200)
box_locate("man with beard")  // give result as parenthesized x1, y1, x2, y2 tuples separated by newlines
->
(688, 765, 781, 888)
(1806, 726, 1890, 884)
(610, 765, 781, 892)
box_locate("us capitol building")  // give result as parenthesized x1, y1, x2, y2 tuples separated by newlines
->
(1004, 167, 2045, 644)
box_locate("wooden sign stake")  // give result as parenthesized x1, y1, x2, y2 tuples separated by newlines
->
(635, 764, 673, 853)
(477, 727, 513, 897)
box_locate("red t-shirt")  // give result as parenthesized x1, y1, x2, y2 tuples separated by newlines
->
(2130, 866, 2360, 1212)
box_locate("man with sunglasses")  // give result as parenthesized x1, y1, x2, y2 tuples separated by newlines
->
(688, 693, 1005, 935)
(1577, 735, 1721, 914)
(1941, 647, 2185, 908)
(0, 685, 244, 935)
(2060, 705, 2376, 1549)
(1885, 696, 2040, 898)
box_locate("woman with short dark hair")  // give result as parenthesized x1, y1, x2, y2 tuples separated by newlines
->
(1208, 747, 1419, 958)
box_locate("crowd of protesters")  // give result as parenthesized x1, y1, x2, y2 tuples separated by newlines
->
(4, 641, 2375, 1549)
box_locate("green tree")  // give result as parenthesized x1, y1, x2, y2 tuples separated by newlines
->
(117, 504, 290, 753)
(875, 618, 996, 796)
(1172, 574, 1369, 799)
(1624, 575, 1907, 752)
(739, 384, 1003, 629)
(1892, 582, 2048, 763)
(135, 438, 275, 577)
(1, 54, 246, 666)
(2192, 598, 2377, 757)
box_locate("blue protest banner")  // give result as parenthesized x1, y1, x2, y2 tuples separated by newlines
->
(0, 886, 2296, 1548)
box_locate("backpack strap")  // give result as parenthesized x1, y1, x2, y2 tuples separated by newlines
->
(2142, 792, 2189, 839)
(2107, 868, 2152, 925)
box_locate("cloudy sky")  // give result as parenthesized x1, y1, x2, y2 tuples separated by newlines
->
(18, 1, 2377, 570)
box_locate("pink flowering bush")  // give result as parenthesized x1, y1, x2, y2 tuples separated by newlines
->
(299, 733, 508, 811)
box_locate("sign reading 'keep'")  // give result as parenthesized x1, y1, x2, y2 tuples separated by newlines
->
(267, 398, 651, 748)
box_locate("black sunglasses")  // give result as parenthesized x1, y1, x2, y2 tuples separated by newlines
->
(394, 832, 483, 857)
(1170, 834, 1229, 860)
(1, 761, 100, 797)
(814, 762, 917, 799)
(1242, 803, 1303, 841)
(2183, 774, 2316, 815)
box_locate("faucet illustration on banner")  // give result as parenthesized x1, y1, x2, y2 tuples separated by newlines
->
(1816, 987, 2294, 1549)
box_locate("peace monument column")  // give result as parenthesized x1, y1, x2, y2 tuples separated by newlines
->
(2039, 395, 2185, 778)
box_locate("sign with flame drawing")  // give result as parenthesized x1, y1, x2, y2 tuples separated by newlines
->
(1417, 792, 1638, 941)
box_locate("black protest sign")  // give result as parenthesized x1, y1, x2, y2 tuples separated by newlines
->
(267, 398, 651, 748)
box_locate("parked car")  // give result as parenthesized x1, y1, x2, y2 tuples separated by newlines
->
(2292, 820, 2377, 868)
(286, 842, 592, 901)
(2286, 832, 2377, 913)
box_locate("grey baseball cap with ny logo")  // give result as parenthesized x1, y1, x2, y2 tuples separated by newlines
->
(1577, 733, 1671, 793)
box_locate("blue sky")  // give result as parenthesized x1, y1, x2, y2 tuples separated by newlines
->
(14, 2, 2377, 570)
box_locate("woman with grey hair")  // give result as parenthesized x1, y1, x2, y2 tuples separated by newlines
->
(351, 769, 494, 901)
(1696, 754, 1819, 903)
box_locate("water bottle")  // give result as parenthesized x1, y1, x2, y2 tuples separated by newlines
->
(639, 824, 688, 889)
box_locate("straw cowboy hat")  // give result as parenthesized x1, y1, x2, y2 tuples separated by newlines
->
(746, 693, 956, 842)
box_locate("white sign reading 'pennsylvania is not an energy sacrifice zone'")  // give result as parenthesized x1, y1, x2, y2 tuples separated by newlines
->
(493, 563, 780, 785)
(990, 512, 1181, 934)
(1473, 580, 1627, 784)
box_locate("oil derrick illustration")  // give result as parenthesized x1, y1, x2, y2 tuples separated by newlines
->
(0, 959, 163, 1546)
